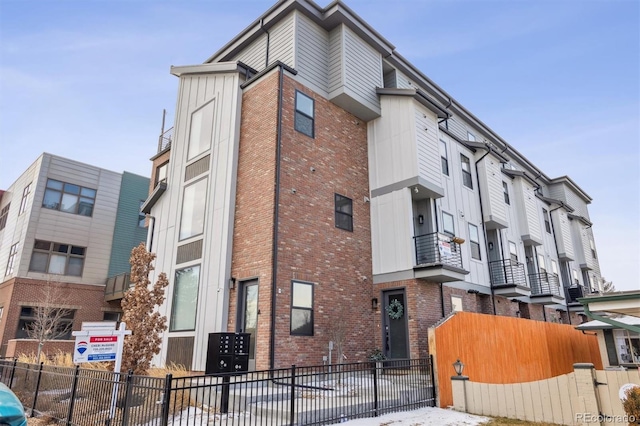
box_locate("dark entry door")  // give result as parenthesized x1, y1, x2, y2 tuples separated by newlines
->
(238, 280, 258, 370)
(382, 289, 409, 359)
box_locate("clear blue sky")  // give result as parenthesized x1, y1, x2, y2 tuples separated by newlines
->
(1, 0, 638, 291)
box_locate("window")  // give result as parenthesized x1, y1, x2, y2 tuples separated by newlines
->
(551, 260, 558, 276)
(19, 183, 32, 214)
(468, 224, 481, 260)
(29, 240, 86, 276)
(0, 306, 3, 323)
(460, 154, 473, 189)
(503, 182, 510, 205)
(440, 140, 449, 176)
(467, 132, 476, 142)
(509, 242, 518, 262)
(187, 101, 214, 160)
(5, 243, 18, 276)
(103, 312, 121, 322)
(442, 212, 455, 235)
(538, 254, 546, 274)
(155, 161, 169, 187)
(16, 306, 75, 340)
(334, 194, 353, 232)
(179, 178, 208, 240)
(0, 203, 9, 230)
(294, 91, 314, 138)
(170, 265, 200, 331)
(543, 208, 551, 233)
(291, 281, 313, 336)
(589, 237, 597, 259)
(42, 179, 96, 217)
(572, 269, 579, 285)
(451, 295, 463, 312)
(138, 201, 146, 228)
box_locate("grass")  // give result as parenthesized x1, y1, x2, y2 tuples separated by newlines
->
(484, 417, 559, 425)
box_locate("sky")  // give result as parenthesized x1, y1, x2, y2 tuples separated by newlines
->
(0, 0, 638, 291)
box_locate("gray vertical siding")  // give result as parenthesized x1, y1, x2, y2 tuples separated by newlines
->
(414, 106, 442, 187)
(342, 25, 382, 110)
(478, 154, 508, 227)
(327, 26, 343, 94)
(231, 34, 267, 71)
(552, 208, 574, 260)
(269, 12, 295, 67)
(296, 12, 329, 93)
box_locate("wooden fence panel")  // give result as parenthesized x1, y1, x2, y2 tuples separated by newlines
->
(430, 312, 602, 407)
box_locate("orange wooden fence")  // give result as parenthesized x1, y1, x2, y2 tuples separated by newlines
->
(428, 312, 602, 408)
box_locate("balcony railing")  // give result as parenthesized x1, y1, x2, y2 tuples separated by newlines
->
(529, 272, 561, 296)
(566, 285, 584, 303)
(414, 232, 463, 270)
(489, 259, 527, 287)
(157, 127, 173, 153)
(104, 273, 132, 301)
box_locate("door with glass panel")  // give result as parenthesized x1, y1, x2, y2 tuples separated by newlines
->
(238, 280, 258, 371)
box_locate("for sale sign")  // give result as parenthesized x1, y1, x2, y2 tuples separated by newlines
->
(73, 335, 118, 363)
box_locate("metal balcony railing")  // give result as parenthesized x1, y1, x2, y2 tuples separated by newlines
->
(488, 259, 527, 287)
(566, 285, 584, 303)
(529, 272, 561, 296)
(157, 127, 173, 153)
(414, 232, 463, 270)
(104, 273, 132, 300)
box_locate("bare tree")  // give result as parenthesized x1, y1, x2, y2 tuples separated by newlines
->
(120, 243, 169, 375)
(25, 283, 74, 362)
(601, 277, 616, 293)
(327, 304, 348, 365)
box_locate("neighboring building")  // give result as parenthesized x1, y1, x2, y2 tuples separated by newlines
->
(0, 153, 149, 356)
(143, 0, 603, 371)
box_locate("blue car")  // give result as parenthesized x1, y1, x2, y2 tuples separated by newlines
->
(0, 383, 27, 426)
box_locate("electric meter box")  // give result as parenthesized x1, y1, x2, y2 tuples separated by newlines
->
(205, 332, 251, 375)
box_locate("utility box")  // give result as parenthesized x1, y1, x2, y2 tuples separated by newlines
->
(205, 332, 251, 375)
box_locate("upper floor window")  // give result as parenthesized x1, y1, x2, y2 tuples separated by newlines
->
(170, 265, 201, 332)
(451, 295, 463, 312)
(468, 224, 481, 260)
(187, 101, 214, 160)
(138, 201, 146, 228)
(155, 161, 168, 187)
(334, 194, 353, 232)
(291, 281, 314, 336)
(542, 208, 551, 233)
(537, 254, 546, 274)
(572, 269, 579, 285)
(503, 182, 510, 205)
(0, 203, 10, 230)
(19, 183, 32, 214)
(509, 242, 518, 263)
(43, 179, 96, 217)
(442, 212, 455, 236)
(589, 237, 597, 259)
(295, 91, 314, 138)
(440, 140, 449, 176)
(551, 259, 558, 276)
(460, 155, 473, 189)
(5, 243, 18, 276)
(467, 132, 476, 142)
(179, 178, 208, 241)
(29, 240, 86, 276)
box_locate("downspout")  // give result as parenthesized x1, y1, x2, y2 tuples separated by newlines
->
(548, 203, 571, 324)
(260, 19, 270, 69)
(146, 215, 156, 252)
(474, 145, 497, 315)
(269, 65, 284, 371)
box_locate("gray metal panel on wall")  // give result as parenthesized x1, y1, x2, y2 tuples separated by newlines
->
(295, 12, 329, 93)
(327, 25, 343, 94)
(269, 12, 295, 68)
(342, 25, 382, 112)
(477, 154, 508, 229)
(232, 33, 268, 72)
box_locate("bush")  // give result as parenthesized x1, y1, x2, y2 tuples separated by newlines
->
(623, 386, 640, 424)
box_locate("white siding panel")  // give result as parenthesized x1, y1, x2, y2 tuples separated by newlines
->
(478, 155, 508, 228)
(445, 115, 467, 141)
(343, 26, 382, 110)
(414, 106, 442, 187)
(296, 13, 329, 93)
(395, 71, 413, 89)
(268, 13, 295, 68)
(513, 178, 542, 244)
(371, 190, 413, 275)
(232, 33, 267, 71)
(552, 209, 574, 260)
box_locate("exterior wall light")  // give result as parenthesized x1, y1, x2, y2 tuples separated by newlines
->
(229, 277, 236, 289)
(371, 298, 379, 311)
(453, 359, 465, 376)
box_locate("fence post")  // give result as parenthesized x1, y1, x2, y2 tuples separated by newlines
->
(160, 373, 173, 426)
(429, 354, 437, 405)
(573, 363, 600, 425)
(372, 361, 379, 417)
(121, 370, 134, 426)
(31, 362, 44, 416)
(289, 365, 296, 426)
(9, 358, 17, 388)
(451, 375, 469, 412)
(66, 365, 80, 426)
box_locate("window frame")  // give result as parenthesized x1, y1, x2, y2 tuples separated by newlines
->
(178, 177, 208, 241)
(451, 295, 463, 312)
(0, 203, 10, 230)
(572, 269, 580, 285)
(551, 259, 559, 276)
(509, 242, 518, 263)
(42, 179, 96, 217)
(19, 183, 32, 214)
(503, 181, 510, 205)
(169, 264, 201, 332)
(138, 201, 146, 228)
(589, 237, 597, 259)
(28, 240, 86, 277)
(334, 193, 353, 232)
(538, 254, 547, 274)
(467, 132, 476, 142)
(440, 140, 449, 176)
(290, 280, 314, 336)
(155, 161, 169, 187)
(543, 208, 551, 234)
(15, 306, 76, 340)
(442, 212, 455, 236)
(294, 90, 315, 138)
(460, 154, 473, 189)
(5, 243, 18, 276)
(468, 223, 481, 260)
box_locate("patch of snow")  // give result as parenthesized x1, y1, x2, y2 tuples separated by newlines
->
(338, 407, 490, 426)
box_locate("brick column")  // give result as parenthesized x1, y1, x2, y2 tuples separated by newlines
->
(451, 375, 469, 412)
(573, 363, 599, 425)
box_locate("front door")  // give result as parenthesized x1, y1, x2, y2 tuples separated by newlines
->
(382, 289, 409, 359)
(238, 279, 258, 371)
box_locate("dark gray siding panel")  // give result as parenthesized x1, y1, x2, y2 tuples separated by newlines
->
(296, 13, 329, 93)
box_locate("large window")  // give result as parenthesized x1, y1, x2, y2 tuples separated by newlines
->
(442, 212, 455, 235)
(572, 269, 580, 285)
(0, 203, 9, 230)
(543, 208, 551, 233)
(155, 161, 169, 187)
(503, 182, 510, 205)
(538, 254, 546, 273)
(29, 240, 86, 276)
(5, 243, 18, 276)
(138, 201, 146, 228)
(170, 265, 200, 331)
(509, 242, 518, 262)
(334, 194, 353, 232)
(16, 306, 75, 340)
(294, 91, 314, 138)
(19, 183, 32, 214)
(187, 101, 215, 160)
(468, 224, 481, 260)
(551, 260, 559, 276)
(291, 281, 313, 336)
(460, 155, 473, 189)
(590, 237, 597, 259)
(440, 140, 449, 176)
(43, 179, 96, 217)
(179, 178, 207, 240)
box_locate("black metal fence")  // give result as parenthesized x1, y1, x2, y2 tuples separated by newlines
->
(414, 232, 463, 269)
(528, 272, 562, 296)
(488, 259, 526, 287)
(0, 357, 435, 426)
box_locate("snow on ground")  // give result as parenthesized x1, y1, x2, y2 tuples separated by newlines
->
(339, 406, 490, 426)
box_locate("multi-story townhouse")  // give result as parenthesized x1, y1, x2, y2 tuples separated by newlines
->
(143, 0, 603, 371)
(0, 153, 149, 356)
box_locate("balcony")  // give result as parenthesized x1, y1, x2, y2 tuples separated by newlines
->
(529, 272, 564, 305)
(157, 127, 173, 153)
(105, 273, 132, 302)
(413, 232, 468, 282)
(489, 260, 531, 298)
